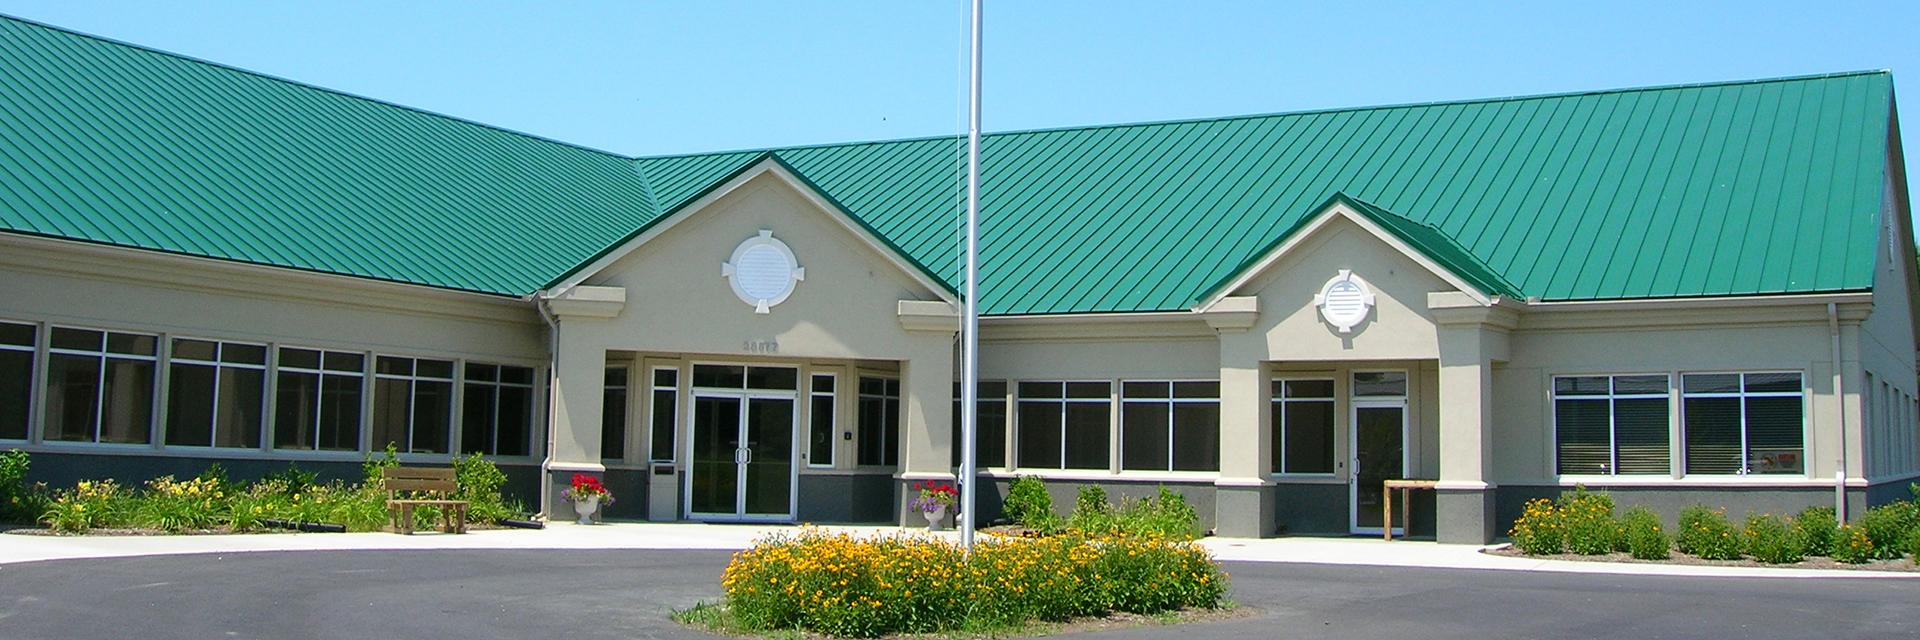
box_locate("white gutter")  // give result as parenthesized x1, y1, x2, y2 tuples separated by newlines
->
(536, 294, 561, 521)
(1830, 302, 1848, 521)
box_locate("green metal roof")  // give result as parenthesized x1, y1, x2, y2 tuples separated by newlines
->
(0, 14, 1899, 314)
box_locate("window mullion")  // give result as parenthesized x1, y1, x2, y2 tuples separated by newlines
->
(1607, 388, 1617, 476)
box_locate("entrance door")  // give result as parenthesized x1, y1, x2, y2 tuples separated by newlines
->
(1350, 401, 1407, 535)
(686, 391, 796, 521)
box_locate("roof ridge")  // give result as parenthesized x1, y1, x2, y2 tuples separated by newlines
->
(629, 70, 1891, 161)
(0, 12, 637, 161)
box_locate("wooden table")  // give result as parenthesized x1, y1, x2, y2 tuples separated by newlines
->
(1382, 479, 1439, 540)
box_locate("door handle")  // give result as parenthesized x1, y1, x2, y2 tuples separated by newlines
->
(743, 448, 752, 465)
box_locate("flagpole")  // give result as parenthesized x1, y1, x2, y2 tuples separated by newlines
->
(959, 0, 983, 553)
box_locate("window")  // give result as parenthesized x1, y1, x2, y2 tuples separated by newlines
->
(274, 348, 364, 451)
(44, 327, 156, 444)
(1271, 378, 1335, 474)
(166, 339, 267, 448)
(1352, 371, 1408, 397)
(462, 363, 534, 456)
(370, 356, 454, 454)
(603, 367, 628, 461)
(808, 374, 835, 467)
(648, 367, 677, 462)
(951, 380, 1009, 468)
(1684, 372, 1803, 475)
(857, 377, 901, 466)
(1553, 375, 1669, 475)
(0, 321, 34, 440)
(1121, 381, 1219, 472)
(693, 364, 797, 391)
(1017, 381, 1111, 470)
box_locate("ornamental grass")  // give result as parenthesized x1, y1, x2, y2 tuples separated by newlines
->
(717, 527, 1226, 638)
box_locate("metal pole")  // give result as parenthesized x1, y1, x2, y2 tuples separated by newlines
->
(959, 0, 983, 553)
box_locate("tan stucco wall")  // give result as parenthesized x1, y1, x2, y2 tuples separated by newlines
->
(1857, 169, 1920, 480)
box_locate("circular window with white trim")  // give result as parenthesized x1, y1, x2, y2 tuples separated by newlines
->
(1314, 269, 1375, 333)
(723, 230, 805, 314)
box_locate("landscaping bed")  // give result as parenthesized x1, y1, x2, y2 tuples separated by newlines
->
(1485, 544, 1919, 572)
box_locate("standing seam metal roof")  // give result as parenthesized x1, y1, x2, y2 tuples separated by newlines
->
(0, 14, 1898, 314)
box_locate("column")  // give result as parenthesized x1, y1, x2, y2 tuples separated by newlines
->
(540, 286, 625, 519)
(1431, 293, 1513, 544)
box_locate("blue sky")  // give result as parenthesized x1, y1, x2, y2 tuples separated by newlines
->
(0, 1, 1914, 197)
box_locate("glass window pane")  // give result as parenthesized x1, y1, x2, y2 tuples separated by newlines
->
(215, 367, 264, 448)
(1613, 398, 1670, 474)
(0, 349, 32, 439)
(1122, 382, 1168, 400)
(0, 322, 33, 347)
(812, 374, 834, 393)
(501, 366, 535, 386)
(1281, 400, 1335, 473)
(416, 359, 454, 379)
(165, 362, 217, 447)
(1745, 372, 1801, 394)
(1283, 379, 1334, 399)
(1173, 381, 1219, 399)
(1018, 381, 1061, 399)
(1684, 397, 1743, 474)
(653, 368, 677, 388)
(372, 377, 411, 453)
(602, 382, 627, 461)
(275, 371, 319, 450)
(980, 380, 1007, 397)
(495, 385, 532, 456)
(1017, 401, 1062, 469)
(1683, 373, 1741, 394)
(808, 393, 834, 466)
(411, 380, 453, 454)
(106, 333, 155, 356)
(99, 358, 154, 444)
(170, 339, 218, 362)
(461, 384, 495, 455)
(1063, 402, 1110, 470)
(465, 363, 498, 383)
(222, 343, 267, 365)
(322, 352, 363, 373)
(1352, 371, 1407, 397)
(1554, 376, 1609, 396)
(1172, 402, 1220, 471)
(883, 396, 900, 466)
(650, 388, 676, 462)
(1746, 396, 1803, 474)
(51, 327, 102, 352)
(279, 348, 321, 370)
(978, 395, 1007, 468)
(1121, 401, 1170, 471)
(375, 356, 412, 376)
(694, 364, 745, 388)
(44, 353, 101, 442)
(1555, 398, 1611, 474)
(1613, 375, 1669, 395)
(746, 366, 798, 390)
(317, 374, 361, 451)
(1065, 382, 1110, 399)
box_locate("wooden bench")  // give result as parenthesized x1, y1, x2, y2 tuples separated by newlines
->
(382, 467, 469, 535)
(1382, 479, 1439, 541)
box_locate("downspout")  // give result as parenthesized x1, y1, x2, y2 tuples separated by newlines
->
(536, 293, 561, 521)
(1830, 302, 1848, 521)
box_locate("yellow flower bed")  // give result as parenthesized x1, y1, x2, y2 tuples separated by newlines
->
(719, 527, 1226, 638)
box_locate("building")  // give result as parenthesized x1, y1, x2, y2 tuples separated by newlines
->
(0, 15, 1915, 543)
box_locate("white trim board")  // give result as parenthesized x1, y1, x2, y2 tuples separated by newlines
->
(1193, 201, 1496, 313)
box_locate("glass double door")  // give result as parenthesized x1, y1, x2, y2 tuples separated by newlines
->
(686, 392, 795, 521)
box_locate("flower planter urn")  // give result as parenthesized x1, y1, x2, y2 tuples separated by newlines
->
(573, 495, 601, 525)
(923, 504, 947, 531)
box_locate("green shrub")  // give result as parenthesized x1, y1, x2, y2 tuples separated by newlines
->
(41, 479, 135, 534)
(719, 527, 1224, 637)
(1793, 506, 1838, 556)
(1904, 526, 1920, 563)
(1857, 502, 1920, 560)
(1831, 524, 1876, 564)
(1619, 506, 1670, 560)
(134, 475, 225, 533)
(1676, 505, 1743, 560)
(1557, 488, 1619, 555)
(262, 463, 318, 495)
(1508, 498, 1564, 555)
(1742, 513, 1804, 564)
(454, 453, 515, 522)
(1113, 487, 1201, 540)
(0, 449, 51, 524)
(1003, 475, 1058, 532)
(1068, 485, 1117, 533)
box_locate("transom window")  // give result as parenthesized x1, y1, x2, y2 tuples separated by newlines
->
(1683, 372, 1804, 475)
(857, 377, 901, 466)
(273, 347, 364, 451)
(1553, 375, 1670, 475)
(0, 321, 36, 440)
(45, 326, 157, 444)
(166, 338, 267, 449)
(1121, 381, 1219, 472)
(1271, 378, 1335, 474)
(693, 364, 797, 391)
(1351, 371, 1407, 397)
(1017, 381, 1111, 470)
(462, 363, 534, 457)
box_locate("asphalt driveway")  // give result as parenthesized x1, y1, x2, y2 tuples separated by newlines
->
(0, 549, 1913, 640)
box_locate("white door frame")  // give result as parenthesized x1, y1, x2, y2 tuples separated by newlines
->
(1349, 398, 1409, 535)
(682, 387, 799, 523)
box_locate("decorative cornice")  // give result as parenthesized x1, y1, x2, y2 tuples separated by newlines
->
(543, 286, 626, 319)
(897, 300, 960, 333)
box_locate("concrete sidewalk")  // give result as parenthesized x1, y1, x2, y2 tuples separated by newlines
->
(2, 522, 1914, 579)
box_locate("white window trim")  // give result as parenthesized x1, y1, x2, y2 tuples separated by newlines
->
(272, 345, 368, 453)
(1679, 370, 1808, 478)
(855, 374, 901, 468)
(461, 362, 537, 458)
(1118, 379, 1219, 473)
(165, 337, 270, 451)
(1550, 373, 1671, 477)
(1271, 376, 1336, 477)
(1014, 380, 1113, 472)
(372, 355, 456, 455)
(647, 365, 680, 464)
(0, 318, 39, 443)
(45, 324, 159, 446)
